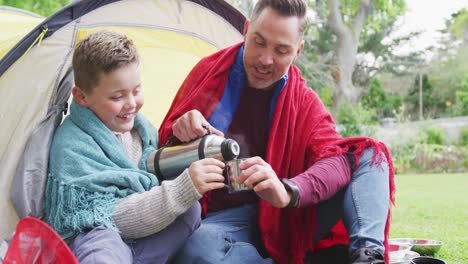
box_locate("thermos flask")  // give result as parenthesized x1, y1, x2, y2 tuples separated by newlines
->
(147, 134, 240, 181)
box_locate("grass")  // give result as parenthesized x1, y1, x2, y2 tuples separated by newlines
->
(390, 173, 468, 263)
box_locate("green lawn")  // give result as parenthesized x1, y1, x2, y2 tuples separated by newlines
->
(390, 173, 468, 263)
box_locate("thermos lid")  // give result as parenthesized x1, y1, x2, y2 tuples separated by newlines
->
(221, 139, 240, 161)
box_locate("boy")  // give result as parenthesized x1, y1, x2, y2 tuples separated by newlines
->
(44, 31, 226, 263)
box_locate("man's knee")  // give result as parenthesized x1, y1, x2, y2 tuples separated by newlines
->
(184, 223, 220, 248)
(355, 147, 389, 179)
(172, 223, 224, 264)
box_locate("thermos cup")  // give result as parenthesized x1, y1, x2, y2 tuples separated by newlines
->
(147, 134, 240, 181)
(225, 159, 253, 193)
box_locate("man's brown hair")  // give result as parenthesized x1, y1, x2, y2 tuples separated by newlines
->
(251, 0, 307, 37)
(72, 30, 140, 94)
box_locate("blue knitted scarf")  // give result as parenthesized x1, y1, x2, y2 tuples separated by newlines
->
(44, 100, 159, 243)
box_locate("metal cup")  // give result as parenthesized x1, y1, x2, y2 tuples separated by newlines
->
(225, 159, 252, 193)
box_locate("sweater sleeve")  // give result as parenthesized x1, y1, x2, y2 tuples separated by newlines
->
(113, 169, 202, 239)
(291, 154, 351, 207)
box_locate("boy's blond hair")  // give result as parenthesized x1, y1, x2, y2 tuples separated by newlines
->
(72, 31, 140, 94)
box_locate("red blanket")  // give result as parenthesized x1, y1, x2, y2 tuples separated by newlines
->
(159, 42, 395, 264)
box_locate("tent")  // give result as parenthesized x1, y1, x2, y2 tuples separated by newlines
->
(0, 6, 44, 60)
(0, 0, 245, 242)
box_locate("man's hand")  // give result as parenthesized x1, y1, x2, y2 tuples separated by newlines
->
(188, 158, 226, 195)
(237, 157, 292, 208)
(172, 110, 223, 142)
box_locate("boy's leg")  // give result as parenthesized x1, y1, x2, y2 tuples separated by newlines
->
(132, 202, 201, 264)
(172, 203, 273, 264)
(343, 147, 390, 255)
(71, 226, 132, 264)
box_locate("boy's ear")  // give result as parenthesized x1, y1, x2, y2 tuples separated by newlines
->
(72, 86, 88, 107)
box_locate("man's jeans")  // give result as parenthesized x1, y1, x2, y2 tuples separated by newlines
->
(343, 147, 390, 254)
(173, 147, 390, 263)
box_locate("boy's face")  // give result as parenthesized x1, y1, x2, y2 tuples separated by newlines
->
(243, 7, 304, 90)
(74, 62, 144, 133)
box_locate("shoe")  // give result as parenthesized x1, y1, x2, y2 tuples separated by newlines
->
(349, 248, 385, 264)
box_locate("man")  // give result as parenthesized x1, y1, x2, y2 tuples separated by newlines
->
(159, 0, 394, 263)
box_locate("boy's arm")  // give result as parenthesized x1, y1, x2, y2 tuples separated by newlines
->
(113, 169, 201, 239)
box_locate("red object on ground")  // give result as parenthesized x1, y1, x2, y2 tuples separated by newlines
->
(4, 217, 78, 264)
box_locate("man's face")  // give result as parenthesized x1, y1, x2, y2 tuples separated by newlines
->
(243, 7, 304, 90)
(77, 62, 144, 133)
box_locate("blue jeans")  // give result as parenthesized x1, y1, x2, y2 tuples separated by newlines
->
(172, 204, 273, 264)
(71, 203, 201, 264)
(343, 147, 389, 254)
(173, 147, 390, 263)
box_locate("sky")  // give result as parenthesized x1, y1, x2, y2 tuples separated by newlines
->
(395, 0, 468, 53)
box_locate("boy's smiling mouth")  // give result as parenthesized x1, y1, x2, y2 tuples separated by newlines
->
(118, 113, 135, 120)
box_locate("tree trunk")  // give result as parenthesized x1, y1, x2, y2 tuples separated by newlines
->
(327, 0, 372, 114)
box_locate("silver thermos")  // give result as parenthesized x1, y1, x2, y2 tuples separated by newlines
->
(147, 134, 240, 181)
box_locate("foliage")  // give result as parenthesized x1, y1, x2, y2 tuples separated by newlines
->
(405, 74, 448, 120)
(390, 126, 467, 174)
(425, 8, 468, 119)
(451, 74, 468, 116)
(224, 0, 253, 18)
(422, 127, 448, 145)
(450, 8, 468, 40)
(299, 0, 426, 113)
(0, 0, 71, 16)
(316, 85, 333, 110)
(391, 173, 468, 264)
(361, 78, 402, 119)
(391, 143, 467, 174)
(336, 103, 377, 137)
(458, 127, 468, 146)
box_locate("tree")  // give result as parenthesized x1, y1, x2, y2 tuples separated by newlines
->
(405, 74, 446, 119)
(426, 8, 468, 118)
(224, 0, 254, 18)
(451, 8, 468, 43)
(294, 0, 410, 115)
(0, 0, 71, 16)
(325, 0, 406, 112)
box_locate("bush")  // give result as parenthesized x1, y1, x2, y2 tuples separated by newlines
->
(361, 78, 403, 119)
(453, 90, 468, 116)
(336, 103, 377, 137)
(422, 127, 448, 145)
(390, 142, 467, 174)
(458, 127, 468, 146)
(389, 127, 467, 174)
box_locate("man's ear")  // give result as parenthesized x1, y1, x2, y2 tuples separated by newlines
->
(72, 86, 88, 107)
(243, 19, 250, 39)
(295, 40, 305, 60)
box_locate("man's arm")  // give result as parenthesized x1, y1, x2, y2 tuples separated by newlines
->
(289, 154, 352, 207)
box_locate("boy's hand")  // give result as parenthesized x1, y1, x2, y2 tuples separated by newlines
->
(236, 157, 291, 208)
(173, 110, 224, 142)
(188, 158, 226, 195)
